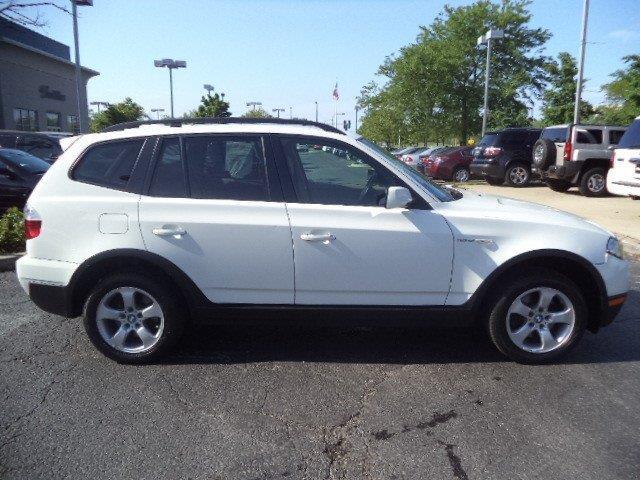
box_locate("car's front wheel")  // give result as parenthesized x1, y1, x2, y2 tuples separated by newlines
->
(83, 273, 185, 363)
(486, 268, 587, 364)
(452, 166, 471, 182)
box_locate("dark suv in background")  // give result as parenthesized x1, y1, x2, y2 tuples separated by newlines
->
(470, 128, 541, 186)
(0, 131, 63, 163)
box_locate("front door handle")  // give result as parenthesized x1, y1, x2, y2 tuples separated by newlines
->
(300, 233, 335, 244)
(152, 226, 187, 237)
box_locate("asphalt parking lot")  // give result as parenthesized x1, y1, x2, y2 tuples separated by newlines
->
(1, 258, 639, 480)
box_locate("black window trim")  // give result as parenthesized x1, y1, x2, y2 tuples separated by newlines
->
(272, 134, 430, 210)
(142, 132, 283, 203)
(68, 137, 149, 193)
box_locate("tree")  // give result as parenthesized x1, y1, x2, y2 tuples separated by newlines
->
(90, 98, 146, 132)
(359, 0, 550, 144)
(590, 55, 640, 125)
(241, 107, 272, 119)
(0, 1, 69, 27)
(191, 93, 231, 118)
(540, 52, 594, 125)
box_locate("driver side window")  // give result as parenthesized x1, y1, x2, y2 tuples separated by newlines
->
(279, 137, 403, 207)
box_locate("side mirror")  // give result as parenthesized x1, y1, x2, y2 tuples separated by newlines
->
(386, 186, 413, 209)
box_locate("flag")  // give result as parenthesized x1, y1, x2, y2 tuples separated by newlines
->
(332, 83, 340, 101)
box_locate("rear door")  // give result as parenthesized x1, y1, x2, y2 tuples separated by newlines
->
(613, 122, 640, 186)
(138, 134, 294, 304)
(275, 136, 453, 306)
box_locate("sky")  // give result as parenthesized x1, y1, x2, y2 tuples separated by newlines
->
(18, 0, 640, 131)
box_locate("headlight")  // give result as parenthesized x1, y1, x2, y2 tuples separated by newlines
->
(606, 236, 624, 259)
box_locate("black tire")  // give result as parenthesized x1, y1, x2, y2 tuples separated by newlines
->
(486, 268, 587, 364)
(83, 272, 186, 363)
(545, 179, 571, 192)
(485, 176, 504, 186)
(578, 167, 608, 197)
(504, 163, 531, 187)
(452, 166, 470, 182)
(532, 139, 556, 170)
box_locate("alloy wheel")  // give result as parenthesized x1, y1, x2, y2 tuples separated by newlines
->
(454, 169, 470, 182)
(587, 173, 605, 193)
(509, 166, 529, 185)
(506, 287, 576, 353)
(96, 287, 165, 353)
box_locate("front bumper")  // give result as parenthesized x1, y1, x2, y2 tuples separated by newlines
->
(470, 160, 504, 179)
(595, 254, 630, 327)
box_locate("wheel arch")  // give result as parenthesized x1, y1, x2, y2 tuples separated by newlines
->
(68, 249, 209, 318)
(579, 158, 610, 175)
(468, 249, 607, 332)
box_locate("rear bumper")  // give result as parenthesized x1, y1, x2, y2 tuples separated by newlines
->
(16, 256, 78, 317)
(537, 162, 581, 181)
(470, 161, 504, 179)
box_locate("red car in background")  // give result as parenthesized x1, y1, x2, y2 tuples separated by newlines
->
(422, 146, 474, 182)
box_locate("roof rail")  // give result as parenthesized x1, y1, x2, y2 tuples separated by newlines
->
(101, 117, 345, 134)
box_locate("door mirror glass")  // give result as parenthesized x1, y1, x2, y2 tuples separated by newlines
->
(386, 186, 413, 209)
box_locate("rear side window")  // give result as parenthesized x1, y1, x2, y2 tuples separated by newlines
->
(618, 121, 640, 149)
(73, 139, 144, 189)
(149, 137, 186, 197)
(575, 128, 603, 144)
(609, 129, 626, 145)
(502, 131, 528, 146)
(184, 135, 269, 201)
(541, 127, 568, 143)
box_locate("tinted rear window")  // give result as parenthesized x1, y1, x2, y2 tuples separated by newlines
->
(541, 127, 569, 143)
(618, 120, 640, 149)
(73, 140, 144, 189)
(609, 130, 626, 145)
(478, 134, 500, 147)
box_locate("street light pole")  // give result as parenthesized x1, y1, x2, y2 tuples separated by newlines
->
(355, 105, 360, 133)
(272, 108, 285, 118)
(477, 28, 504, 137)
(71, 0, 92, 132)
(246, 101, 262, 112)
(204, 84, 214, 96)
(289, 106, 293, 119)
(573, 0, 590, 125)
(151, 108, 165, 119)
(315, 101, 318, 122)
(154, 59, 187, 118)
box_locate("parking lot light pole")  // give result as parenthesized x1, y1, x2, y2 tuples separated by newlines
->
(272, 108, 285, 118)
(71, 0, 92, 133)
(355, 105, 360, 133)
(573, 0, 590, 125)
(246, 101, 262, 112)
(151, 108, 165, 119)
(477, 28, 504, 137)
(89, 101, 108, 114)
(315, 101, 318, 122)
(203, 84, 214, 95)
(154, 59, 187, 118)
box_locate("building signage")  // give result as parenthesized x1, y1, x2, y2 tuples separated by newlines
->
(38, 85, 66, 101)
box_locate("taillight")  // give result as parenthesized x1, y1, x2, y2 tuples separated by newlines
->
(484, 146, 503, 157)
(563, 141, 573, 161)
(24, 206, 41, 240)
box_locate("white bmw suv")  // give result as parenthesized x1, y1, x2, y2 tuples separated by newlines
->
(16, 118, 629, 364)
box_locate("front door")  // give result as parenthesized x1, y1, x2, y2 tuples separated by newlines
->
(276, 136, 453, 306)
(138, 135, 294, 304)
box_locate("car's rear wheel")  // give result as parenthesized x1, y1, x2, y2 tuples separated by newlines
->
(579, 167, 607, 197)
(505, 163, 531, 187)
(486, 268, 587, 364)
(545, 179, 571, 192)
(485, 176, 504, 186)
(83, 272, 185, 363)
(452, 166, 470, 182)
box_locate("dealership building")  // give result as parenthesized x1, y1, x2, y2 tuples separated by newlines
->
(0, 18, 98, 133)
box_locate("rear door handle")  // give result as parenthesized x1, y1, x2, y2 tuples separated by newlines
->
(152, 226, 186, 237)
(300, 233, 335, 244)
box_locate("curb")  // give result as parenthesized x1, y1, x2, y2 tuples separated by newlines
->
(0, 252, 23, 272)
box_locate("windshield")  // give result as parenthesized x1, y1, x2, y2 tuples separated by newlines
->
(356, 137, 457, 202)
(618, 120, 640, 149)
(0, 148, 50, 174)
